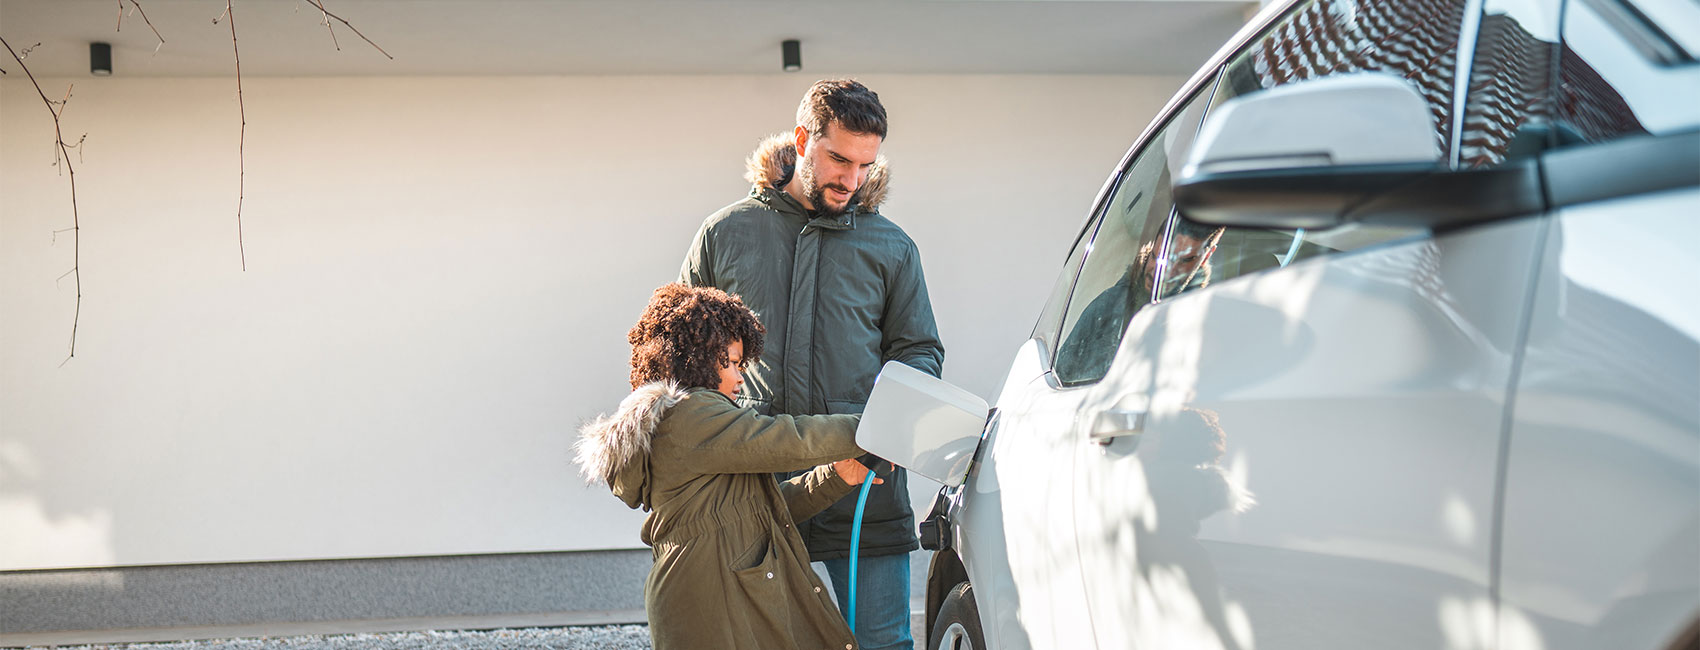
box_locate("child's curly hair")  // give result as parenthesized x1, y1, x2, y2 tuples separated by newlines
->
(627, 283, 767, 390)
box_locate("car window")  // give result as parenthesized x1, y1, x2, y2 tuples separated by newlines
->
(1163, 0, 1458, 300)
(1155, 219, 1430, 303)
(1052, 86, 1214, 386)
(1451, 0, 1696, 168)
(1210, 0, 1468, 155)
(1555, 0, 1700, 146)
(1457, 0, 1564, 167)
(1031, 220, 1094, 361)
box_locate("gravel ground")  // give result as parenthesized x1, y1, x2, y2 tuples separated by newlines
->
(25, 626, 651, 650)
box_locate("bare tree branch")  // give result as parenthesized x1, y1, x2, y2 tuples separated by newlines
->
(5, 41, 44, 73)
(215, 1, 249, 271)
(318, 0, 341, 50)
(47, 90, 88, 176)
(7, 5, 391, 358)
(118, 0, 168, 50)
(0, 41, 36, 74)
(3, 36, 84, 363)
(53, 134, 88, 177)
(298, 0, 391, 59)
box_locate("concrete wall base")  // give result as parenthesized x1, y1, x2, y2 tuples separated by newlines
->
(0, 549, 649, 646)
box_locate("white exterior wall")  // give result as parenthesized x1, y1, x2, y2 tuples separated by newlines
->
(0, 74, 1180, 570)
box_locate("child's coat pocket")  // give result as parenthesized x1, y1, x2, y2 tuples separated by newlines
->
(729, 533, 772, 572)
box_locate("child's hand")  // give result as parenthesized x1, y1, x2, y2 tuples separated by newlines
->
(832, 458, 883, 486)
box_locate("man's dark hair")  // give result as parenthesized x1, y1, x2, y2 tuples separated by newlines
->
(627, 283, 766, 390)
(1173, 217, 1224, 243)
(797, 79, 888, 139)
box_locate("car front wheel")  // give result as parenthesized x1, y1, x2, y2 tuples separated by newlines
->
(930, 582, 987, 650)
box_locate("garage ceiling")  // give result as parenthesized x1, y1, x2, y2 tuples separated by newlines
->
(0, 0, 1257, 78)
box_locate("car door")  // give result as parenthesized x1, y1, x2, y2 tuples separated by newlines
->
(961, 78, 1218, 650)
(1071, 0, 1552, 647)
(1497, 0, 1700, 646)
(1034, 77, 1220, 647)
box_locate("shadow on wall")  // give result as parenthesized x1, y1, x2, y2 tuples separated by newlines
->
(0, 439, 118, 571)
(0, 437, 128, 634)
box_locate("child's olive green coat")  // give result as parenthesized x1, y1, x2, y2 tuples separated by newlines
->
(576, 382, 864, 650)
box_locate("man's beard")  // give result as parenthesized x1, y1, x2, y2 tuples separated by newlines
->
(798, 157, 852, 217)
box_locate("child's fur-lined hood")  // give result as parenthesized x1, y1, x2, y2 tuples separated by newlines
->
(743, 133, 890, 212)
(573, 381, 691, 509)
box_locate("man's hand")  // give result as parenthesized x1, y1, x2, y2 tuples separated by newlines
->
(832, 458, 884, 486)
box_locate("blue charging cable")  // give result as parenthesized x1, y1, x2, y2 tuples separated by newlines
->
(846, 465, 878, 631)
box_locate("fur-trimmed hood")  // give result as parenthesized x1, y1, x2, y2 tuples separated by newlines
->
(743, 133, 890, 212)
(574, 381, 691, 509)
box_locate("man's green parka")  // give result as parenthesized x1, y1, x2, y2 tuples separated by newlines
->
(679, 135, 945, 560)
(576, 382, 866, 650)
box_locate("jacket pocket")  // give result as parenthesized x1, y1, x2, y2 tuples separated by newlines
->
(729, 533, 772, 572)
(729, 530, 785, 606)
(728, 528, 791, 640)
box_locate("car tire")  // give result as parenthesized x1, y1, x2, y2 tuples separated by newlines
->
(930, 581, 987, 650)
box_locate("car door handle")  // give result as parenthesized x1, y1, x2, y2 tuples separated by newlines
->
(1090, 408, 1146, 445)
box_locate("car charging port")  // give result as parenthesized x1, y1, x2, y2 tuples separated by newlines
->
(918, 490, 953, 551)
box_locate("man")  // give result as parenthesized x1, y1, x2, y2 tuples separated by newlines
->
(680, 79, 942, 650)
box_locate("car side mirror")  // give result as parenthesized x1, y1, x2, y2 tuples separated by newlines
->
(856, 361, 990, 487)
(1174, 72, 1542, 230)
(1189, 72, 1441, 175)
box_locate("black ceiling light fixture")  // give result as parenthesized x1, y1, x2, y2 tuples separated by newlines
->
(782, 39, 801, 72)
(90, 42, 112, 76)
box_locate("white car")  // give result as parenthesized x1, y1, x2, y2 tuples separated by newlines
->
(864, 0, 1700, 647)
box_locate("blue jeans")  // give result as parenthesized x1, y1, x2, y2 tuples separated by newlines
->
(822, 553, 913, 650)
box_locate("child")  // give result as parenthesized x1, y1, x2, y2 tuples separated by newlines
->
(575, 283, 876, 649)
